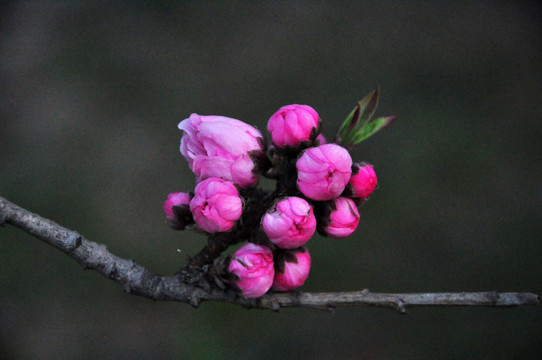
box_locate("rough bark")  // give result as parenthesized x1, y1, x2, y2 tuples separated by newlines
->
(1, 195, 539, 312)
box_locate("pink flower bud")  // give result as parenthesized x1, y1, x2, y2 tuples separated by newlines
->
(272, 247, 311, 291)
(315, 133, 326, 145)
(163, 192, 193, 230)
(267, 104, 320, 148)
(296, 144, 352, 201)
(190, 177, 242, 233)
(178, 114, 265, 187)
(320, 197, 360, 238)
(347, 163, 378, 199)
(228, 243, 274, 298)
(262, 197, 316, 249)
(163, 192, 190, 220)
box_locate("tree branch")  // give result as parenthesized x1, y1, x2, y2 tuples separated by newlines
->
(1, 195, 540, 312)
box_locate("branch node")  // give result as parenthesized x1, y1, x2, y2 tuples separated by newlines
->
(270, 298, 281, 312)
(65, 232, 83, 253)
(397, 298, 408, 314)
(490, 291, 499, 305)
(189, 295, 201, 308)
(123, 283, 132, 294)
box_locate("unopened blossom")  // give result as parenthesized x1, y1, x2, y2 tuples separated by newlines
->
(163, 192, 190, 220)
(262, 197, 316, 249)
(315, 133, 326, 145)
(228, 243, 275, 298)
(190, 177, 242, 233)
(296, 144, 352, 201)
(267, 104, 320, 148)
(163, 192, 193, 230)
(272, 247, 311, 292)
(347, 163, 378, 199)
(178, 114, 265, 187)
(320, 197, 360, 238)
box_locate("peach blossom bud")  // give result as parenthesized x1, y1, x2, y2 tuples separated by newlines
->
(228, 243, 274, 298)
(178, 114, 265, 187)
(262, 197, 316, 249)
(163, 192, 193, 230)
(319, 197, 360, 238)
(315, 133, 326, 145)
(347, 162, 378, 199)
(190, 177, 242, 233)
(267, 104, 320, 148)
(296, 144, 352, 200)
(272, 247, 311, 291)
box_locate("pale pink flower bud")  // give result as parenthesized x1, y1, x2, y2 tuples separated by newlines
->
(315, 133, 326, 145)
(296, 144, 352, 201)
(262, 196, 316, 249)
(190, 177, 242, 233)
(267, 104, 320, 148)
(272, 247, 311, 291)
(228, 243, 274, 298)
(178, 114, 265, 187)
(347, 163, 378, 199)
(163, 192, 193, 230)
(319, 197, 360, 238)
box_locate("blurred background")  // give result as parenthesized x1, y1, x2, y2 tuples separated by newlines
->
(1, 1, 541, 359)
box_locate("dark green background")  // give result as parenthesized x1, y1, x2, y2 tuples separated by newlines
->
(1, 1, 541, 359)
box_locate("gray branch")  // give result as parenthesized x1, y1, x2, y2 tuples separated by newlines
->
(1, 195, 539, 312)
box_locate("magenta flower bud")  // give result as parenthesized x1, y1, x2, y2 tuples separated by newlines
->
(163, 192, 190, 220)
(262, 196, 316, 249)
(272, 247, 311, 292)
(347, 163, 378, 199)
(319, 197, 360, 238)
(163, 192, 194, 230)
(178, 114, 265, 187)
(228, 243, 274, 298)
(189, 177, 242, 233)
(296, 144, 353, 201)
(267, 104, 320, 148)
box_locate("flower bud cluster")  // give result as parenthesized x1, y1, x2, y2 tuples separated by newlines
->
(165, 101, 382, 298)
